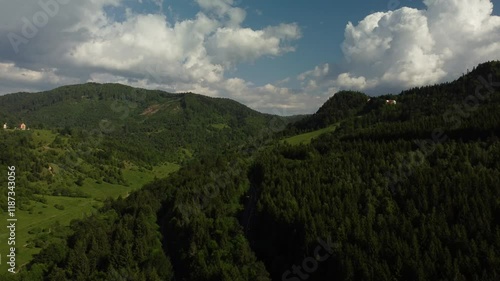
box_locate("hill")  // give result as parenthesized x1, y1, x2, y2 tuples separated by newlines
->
(0, 83, 292, 275)
(243, 61, 500, 280)
(6, 61, 500, 280)
(0, 83, 287, 163)
(286, 90, 368, 133)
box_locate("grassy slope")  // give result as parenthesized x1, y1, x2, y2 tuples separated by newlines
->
(210, 123, 231, 130)
(0, 128, 179, 274)
(281, 124, 337, 145)
(0, 162, 179, 273)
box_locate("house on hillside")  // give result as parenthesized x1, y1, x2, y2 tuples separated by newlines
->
(3, 123, 6, 130)
(386, 99, 397, 105)
(20, 123, 26, 130)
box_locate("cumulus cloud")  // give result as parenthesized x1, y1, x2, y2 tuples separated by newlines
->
(336, 73, 378, 90)
(212, 78, 320, 115)
(207, 24, 300, 66)
(0, 62, 79, 93)
(299, 0, 500, 98)
(195, 0, 245, 26)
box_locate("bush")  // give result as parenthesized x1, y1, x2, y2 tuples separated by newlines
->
(54, 204, 65, 210)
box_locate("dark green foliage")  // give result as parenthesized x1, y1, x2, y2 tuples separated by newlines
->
(242, 61, 500, 280)
(0, 131, 44, 209)
(0, 83, 277, 164)
(21, 190, 175, 281)
(289, 90, 368, 132)
(247, 138, 500, 281)
(157, 156, 271, 281)
(13, 61, 500, 280)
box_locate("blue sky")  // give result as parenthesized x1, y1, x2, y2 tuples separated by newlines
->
(118, 0, 429, 87)
(1, 0, 500, 114)
(231, 0, 427, 86)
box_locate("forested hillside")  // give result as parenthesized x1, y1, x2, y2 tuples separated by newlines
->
(6, 61, 500, 280)
(0, 83, 286, 164)
(0, 84, 291, 277)
(0, 82, 292, 213)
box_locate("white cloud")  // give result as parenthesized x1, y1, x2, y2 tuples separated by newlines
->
(336, 73, 378, 90)
(207, 23, 300, 66)
(0, 62, 78, 86)
(298, 0, 500, 99)
(195, 0, 246, 26)
(206, 78, 324, 115)
(0, 62, 80, 94)
(298, 64, 329, 81)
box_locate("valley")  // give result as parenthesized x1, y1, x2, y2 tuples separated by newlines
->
(0, 61, 500, 280)
(0, 128, 180, 272)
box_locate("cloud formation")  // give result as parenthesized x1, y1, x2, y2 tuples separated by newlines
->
(299, 0, 500, 99)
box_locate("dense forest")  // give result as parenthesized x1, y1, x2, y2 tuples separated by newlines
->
(3, 61, 500, 280)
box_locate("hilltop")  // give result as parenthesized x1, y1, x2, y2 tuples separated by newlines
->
(0, 83, 291, 164)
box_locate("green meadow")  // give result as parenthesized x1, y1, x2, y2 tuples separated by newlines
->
(0, 161, 179, 274)
(281, 124, 337, 145)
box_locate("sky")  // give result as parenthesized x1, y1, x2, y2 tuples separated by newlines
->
(1, 0, 500, 115)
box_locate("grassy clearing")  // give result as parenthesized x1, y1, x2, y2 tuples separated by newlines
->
(210, 123, 230, 130)
(178, 148, 193, 161)
(31, 130, 57, 146)
(281, 124, 337, 145)
(122, 162, 180, 194)
(0, 162, 180, 274)
(0, 196, 98, 271)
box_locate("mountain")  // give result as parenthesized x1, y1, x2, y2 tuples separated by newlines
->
(247, 61, 500, 281)
(5, 61, 500, 281)
(288, 60, 500, 137)
(287, 90, 368, 132)
(0, 83, 294, 278)
(0, 83, 288, 164)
